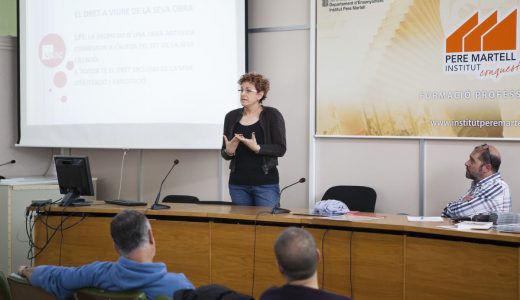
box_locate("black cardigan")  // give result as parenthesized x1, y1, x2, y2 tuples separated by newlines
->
(221, 106, 286, 174)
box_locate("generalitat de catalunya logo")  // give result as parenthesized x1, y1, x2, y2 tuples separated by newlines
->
(444, 9, 518, 79)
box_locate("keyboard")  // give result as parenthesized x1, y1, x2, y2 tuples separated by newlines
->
(104, 199, 147, 206)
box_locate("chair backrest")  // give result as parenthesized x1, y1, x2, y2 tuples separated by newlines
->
(174, 285, 253, 300)
(198, 200, 235, 206)
(7, 273, 59, 300)
(321, 185, 377, 212)
(162, 195, 199, 203)
(0, 271, 11, 300)
(74, 288, 147, 300)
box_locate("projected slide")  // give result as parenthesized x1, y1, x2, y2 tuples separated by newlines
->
(316, 0, 520, 139)
(19, 0, 245, 149)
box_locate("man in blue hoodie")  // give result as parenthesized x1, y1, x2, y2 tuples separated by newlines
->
(18, 209, 194, 300)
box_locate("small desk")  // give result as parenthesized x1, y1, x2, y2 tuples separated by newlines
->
(31, 203, 520, 300)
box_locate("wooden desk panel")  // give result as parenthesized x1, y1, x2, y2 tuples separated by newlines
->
(251, 225, 286, 298)
(152, 220, 210, 287)
(405, 236, 518, 300)
(306, 228, 326, 289)
(34, 216, 116, 266)
(30, 205, 520, 300)
(322, 230, 351, 297)
(210, 222, 255, 295)
(352, 232, 404, 300)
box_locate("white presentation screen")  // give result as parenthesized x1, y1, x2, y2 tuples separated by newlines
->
(19, 0, 246, 149)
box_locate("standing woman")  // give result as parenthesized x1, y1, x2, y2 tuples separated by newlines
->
(221, 72, 286, 207)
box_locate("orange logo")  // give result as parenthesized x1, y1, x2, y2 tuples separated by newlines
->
(446, 9, 517, 53)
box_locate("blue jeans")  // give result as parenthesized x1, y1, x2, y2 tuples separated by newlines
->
(229, 184, 280, 207)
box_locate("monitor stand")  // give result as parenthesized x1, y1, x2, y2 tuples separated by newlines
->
(60, 192, 89, 206)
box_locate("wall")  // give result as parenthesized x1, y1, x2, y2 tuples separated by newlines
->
(0, 0, 16, 36)
(0, 36, 52, 178)
(247, 0, 310, 208)
(1, 0, 519, 214)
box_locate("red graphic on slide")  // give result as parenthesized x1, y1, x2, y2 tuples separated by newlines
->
(54, 71, 67, 88)
(39, 34, 74, 97)
(39, 34, 66, 67)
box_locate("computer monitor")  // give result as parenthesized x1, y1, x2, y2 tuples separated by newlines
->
(54, 155, 94, 206)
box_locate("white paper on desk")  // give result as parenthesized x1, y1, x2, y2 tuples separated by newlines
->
(456, 221, 493, 230)
(325, 215, 383, 221)
(437, 225, 458, 229)
(407, 216, 444, 222)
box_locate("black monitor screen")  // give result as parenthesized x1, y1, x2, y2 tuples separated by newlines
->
(54, 155, 94, 206)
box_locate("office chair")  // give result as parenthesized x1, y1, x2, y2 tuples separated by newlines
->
(74, 288, 146, 300)
(0, 271, 11, 300)
(162, 195, 199, 203)
(321, 185, 377, 212)
(7, 273, 59, 300)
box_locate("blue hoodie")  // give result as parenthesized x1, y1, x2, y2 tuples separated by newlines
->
(30, 256, 194, 300)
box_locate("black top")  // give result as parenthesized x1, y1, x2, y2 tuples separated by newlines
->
(260, 285, 351, 300)
(229, 121, 278, 185)
(221, 106, 286, 175)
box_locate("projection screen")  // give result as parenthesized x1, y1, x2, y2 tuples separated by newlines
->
(18, 0, 246, 149)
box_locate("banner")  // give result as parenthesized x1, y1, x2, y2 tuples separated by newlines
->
(316, 0, 520, 138)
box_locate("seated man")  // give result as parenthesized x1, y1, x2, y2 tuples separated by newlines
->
(442, 144, 511, 219)
(260, 227, 350, 300)
(18, 209, 193, 300)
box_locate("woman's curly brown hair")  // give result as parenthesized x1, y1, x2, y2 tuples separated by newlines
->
(238, 72, 270, 102)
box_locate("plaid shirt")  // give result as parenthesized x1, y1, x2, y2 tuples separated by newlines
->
(442, 172, 511, 218)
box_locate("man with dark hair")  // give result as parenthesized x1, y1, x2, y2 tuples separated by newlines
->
(18, 210, 193, 300)
(442, 144, 511, 219)
(260, 227, 350, 300)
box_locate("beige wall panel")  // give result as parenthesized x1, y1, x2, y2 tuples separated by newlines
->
(0, 37, 51, 178)
(248, 0, 309, 28)
(316, 139, 420, 214)
(141, 150, 221, 202)
(248, 30, 310, 208)
(74, 149, 141, 201)
(74, 149, 221, 203)
(424, 140, 520, 215)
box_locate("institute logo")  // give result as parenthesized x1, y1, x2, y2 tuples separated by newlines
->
(444, 9, 519, 79)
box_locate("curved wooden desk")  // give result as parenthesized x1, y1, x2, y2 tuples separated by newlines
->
(31, 202, 520, 300)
